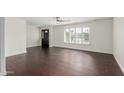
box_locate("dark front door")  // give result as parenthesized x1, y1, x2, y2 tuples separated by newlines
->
(42, 29, 49, 48)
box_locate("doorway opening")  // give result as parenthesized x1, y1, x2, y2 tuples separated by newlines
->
(41, 29, 49, 48)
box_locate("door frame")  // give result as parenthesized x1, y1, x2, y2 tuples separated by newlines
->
(0, 17, 6, 75)
(41, 29, 49, 48)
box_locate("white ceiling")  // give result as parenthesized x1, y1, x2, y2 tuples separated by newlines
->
(21, 17, 112, 27)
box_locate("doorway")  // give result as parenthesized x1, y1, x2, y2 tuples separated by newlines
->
(41, 29, 49, 48)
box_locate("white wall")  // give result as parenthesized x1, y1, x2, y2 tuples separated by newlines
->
(52, 18, 113, 54)
(5, 17, 27, 57)
(0, 17, 6, 75)
(113, 18, 124, 73)
(26, 24, 41, 48)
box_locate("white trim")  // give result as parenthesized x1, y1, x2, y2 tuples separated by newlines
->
(0, 72, 7, 76)
(0, 17, 6, 76)
(113, 54, 124, 74)
(53, 46, 113, 54)
(5, 51, 26, 57)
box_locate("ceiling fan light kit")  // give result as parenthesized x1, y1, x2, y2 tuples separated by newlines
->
(57, 21, 60, 24)
(56, 17, 70, 24)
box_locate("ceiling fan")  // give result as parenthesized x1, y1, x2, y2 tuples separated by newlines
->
(56, 17, 70, 23)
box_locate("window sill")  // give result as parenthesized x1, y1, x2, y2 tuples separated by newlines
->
(63, 42, 90, 46)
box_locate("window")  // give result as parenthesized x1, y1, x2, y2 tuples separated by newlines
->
(64, 27, 90, 45)
(82, 27, 90, 44)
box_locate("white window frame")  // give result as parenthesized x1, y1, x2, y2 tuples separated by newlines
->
(82, 27, 90, 45)
(64, 27, 90, 45)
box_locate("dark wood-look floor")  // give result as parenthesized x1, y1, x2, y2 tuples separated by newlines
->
(6, 46, 123, 76)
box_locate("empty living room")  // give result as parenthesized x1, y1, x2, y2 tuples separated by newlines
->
(0, 17, 124, 76)
(1, 1, 124, 93)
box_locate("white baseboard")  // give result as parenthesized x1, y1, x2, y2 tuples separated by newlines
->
(53, 45, 112, 54)
(5, 51, 26, 57)
(113, 54, 124, 74)
(27, 45, 41, 48)
(0, 72, 7, 76)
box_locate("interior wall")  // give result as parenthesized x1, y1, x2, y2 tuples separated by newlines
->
(26, 24, 41, 48)
(113, 17, 124, 73)
(0, 17, 6, 75)
(52, 18, 113, 54)
(5, 17, 27, 57)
